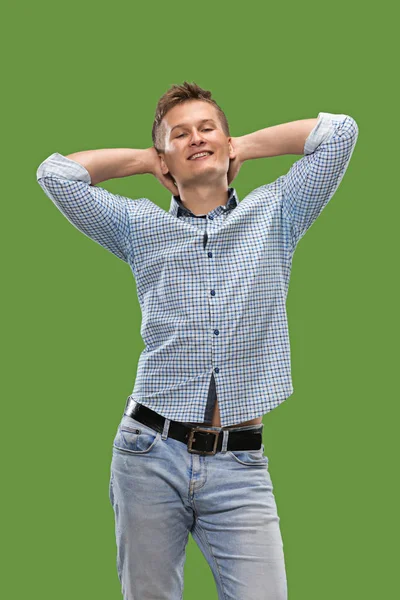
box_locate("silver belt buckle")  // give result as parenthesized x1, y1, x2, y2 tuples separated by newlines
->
(187, 427, 220, 455)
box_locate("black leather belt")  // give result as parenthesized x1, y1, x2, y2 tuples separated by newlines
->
(124, 398, 263, 455)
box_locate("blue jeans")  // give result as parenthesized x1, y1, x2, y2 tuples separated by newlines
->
(109, 411, 288, 600)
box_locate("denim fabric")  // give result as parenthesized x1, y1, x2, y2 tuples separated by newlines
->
(109, 411, 287, 600)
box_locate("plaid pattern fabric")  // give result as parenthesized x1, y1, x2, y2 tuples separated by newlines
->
(36, 111, 358, 427)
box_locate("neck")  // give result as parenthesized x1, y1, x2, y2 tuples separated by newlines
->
(176, 182, 229, 216)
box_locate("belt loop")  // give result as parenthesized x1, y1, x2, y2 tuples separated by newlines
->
(221, 429, 229, 453)
(124, 395, 132, 415)
(161, 418, 171, 440)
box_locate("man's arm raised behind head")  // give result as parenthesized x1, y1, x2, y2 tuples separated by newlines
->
(36, 151, 150, 264)
(64, 147, 155, 186)
(65, 147, 179, 196)
(35, 142, 182, 264)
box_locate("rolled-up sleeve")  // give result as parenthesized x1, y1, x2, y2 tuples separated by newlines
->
(36, 152, 137, 264)
(281, 112, 359, 253)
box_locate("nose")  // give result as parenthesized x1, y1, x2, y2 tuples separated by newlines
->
(189, 129, 206, 145)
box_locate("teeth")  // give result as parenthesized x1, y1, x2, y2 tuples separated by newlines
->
(190, 152, 212, 160)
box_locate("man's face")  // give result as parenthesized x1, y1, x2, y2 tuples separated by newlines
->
(158, 100, 234, 190)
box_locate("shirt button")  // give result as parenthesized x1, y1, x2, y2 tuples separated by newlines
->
(211, 290, 215, 296)
(208, 215, 214, 220)
(208, 252, 212, 258)
(214, 367, 219, 373)
(214, 329, 219, 336)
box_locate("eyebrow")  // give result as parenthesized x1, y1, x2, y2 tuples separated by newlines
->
(170, 118, 217, 134)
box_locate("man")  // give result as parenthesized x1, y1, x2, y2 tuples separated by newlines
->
(36, 81, 359, 600)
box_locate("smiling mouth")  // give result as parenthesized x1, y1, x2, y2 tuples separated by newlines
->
(188, 153, 214, 162)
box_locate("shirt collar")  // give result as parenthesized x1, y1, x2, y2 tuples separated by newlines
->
(169, 187, 239, 219)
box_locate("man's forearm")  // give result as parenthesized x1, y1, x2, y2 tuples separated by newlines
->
(65, 147, 154, 186)
(237, 118, 319, 161)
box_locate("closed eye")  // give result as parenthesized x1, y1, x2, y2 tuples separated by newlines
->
(177, 128, 213, 138)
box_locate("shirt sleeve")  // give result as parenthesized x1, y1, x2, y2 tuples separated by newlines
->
(36, 152, 137, 264)
(281, 112, 359, 253)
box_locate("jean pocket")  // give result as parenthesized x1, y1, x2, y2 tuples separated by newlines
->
(112, 415, 160, 455)
(228, 443, 269, 467)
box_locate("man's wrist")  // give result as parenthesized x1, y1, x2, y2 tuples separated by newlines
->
(234, 119, 319, 161)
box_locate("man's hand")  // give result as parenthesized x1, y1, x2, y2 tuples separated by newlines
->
(147, 147, 180, 196)
(227, 137, 244, 186)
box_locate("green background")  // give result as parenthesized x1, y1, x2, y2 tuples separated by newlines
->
(2, 0, 397, 598)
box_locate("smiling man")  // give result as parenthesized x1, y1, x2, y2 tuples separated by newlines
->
(36, 81, 359, 600)
(156, 101, 236, 216)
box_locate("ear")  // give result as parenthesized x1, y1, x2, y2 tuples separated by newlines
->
(157, 152, 165, 173)
(228, 137, 237, 160)
(159, 153, 177, 185)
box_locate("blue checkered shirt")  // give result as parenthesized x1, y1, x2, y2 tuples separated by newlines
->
(36, 112, 358, 427)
